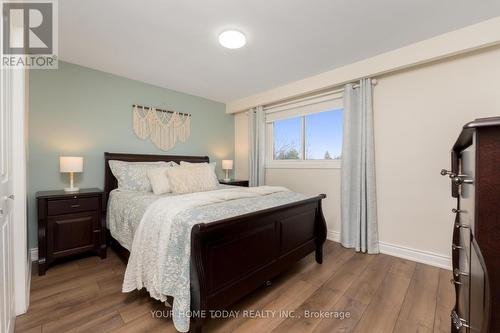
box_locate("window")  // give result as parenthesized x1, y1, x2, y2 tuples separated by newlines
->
(305, 110, 343, 160)
(266, 93, 343, 168)
(273, 117, 302, 160)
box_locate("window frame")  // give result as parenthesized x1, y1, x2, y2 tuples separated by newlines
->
(265, 94, 343, 170)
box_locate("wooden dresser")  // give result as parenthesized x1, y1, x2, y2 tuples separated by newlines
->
(442, 117, 500, 332)
(37, 188, 106, 275)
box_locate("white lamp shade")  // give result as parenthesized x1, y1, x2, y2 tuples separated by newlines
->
(60, 156, 83, 173)
(222, 160, 233, 170)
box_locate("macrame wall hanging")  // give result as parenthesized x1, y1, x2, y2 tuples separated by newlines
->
(132, 104, 191, 151)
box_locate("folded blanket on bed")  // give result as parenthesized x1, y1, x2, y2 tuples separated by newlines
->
(122, 186, 308, 332)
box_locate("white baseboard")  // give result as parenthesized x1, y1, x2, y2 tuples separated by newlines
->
(378, 242, 451, 270)
(326, 230, 451, 270)
(29, 248, 38, 262)
(327, 230, 340, 242)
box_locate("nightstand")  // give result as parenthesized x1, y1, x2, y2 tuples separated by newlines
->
(219, 179, 249, 187)
(36, 188, 106, 276)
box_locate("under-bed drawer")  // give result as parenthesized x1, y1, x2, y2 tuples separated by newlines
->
(47, 197, 100, 216)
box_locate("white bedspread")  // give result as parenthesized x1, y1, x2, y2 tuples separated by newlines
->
(122, 186, 298, 332)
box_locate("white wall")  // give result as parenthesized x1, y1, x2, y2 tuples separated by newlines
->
(373, 46, 500, 261)
(234, 112, 249, 180)
(234, 45, 500, 268)
(266, 168, 341, 240)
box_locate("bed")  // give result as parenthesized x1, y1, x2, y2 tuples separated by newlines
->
(103, 152, 327, 333)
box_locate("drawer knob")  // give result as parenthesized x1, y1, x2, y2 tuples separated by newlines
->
(452, 208, 462, 214)
(71, 204, 81, 208)
(452, 244, 463, 250)
(455, 223, 470, 229)
(450, 278, 462, 286)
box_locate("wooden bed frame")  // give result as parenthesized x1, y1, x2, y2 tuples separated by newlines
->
(103, 152, 327, 333)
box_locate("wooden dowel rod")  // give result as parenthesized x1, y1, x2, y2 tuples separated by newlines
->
(133, 104, 191, 117)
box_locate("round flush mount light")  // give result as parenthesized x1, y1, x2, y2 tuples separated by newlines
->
(218, 30, 246, 49)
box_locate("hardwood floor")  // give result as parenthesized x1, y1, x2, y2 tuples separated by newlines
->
(15, 241, 454, 333)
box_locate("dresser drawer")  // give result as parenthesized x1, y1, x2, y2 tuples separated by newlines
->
(459, 224, 471, 260)
(459, 144, 475, 231)
(469, 241, 487, 333)
(47, 197, 99, 216)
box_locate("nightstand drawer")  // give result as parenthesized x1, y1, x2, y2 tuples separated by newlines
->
(47, 197, 99, 215)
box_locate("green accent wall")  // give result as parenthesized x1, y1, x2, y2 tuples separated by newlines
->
(28, 61, 234, 248)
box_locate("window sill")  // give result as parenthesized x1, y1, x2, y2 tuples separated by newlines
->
(265, 160, 341, 169)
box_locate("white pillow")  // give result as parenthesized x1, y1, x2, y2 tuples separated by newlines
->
(166, 164, 219, 194)
(147, 167, 172, 195)
(180, 161, 219, 185)
(108, 160, 169, 192)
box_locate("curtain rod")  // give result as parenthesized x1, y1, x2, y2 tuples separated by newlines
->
(133, 104, 191, 117)
(262, 78, 377, 111)
(263, 88, 343, 111)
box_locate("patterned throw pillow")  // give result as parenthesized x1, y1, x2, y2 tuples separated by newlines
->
(108, 160, 172, 192)
(166, 164, 219, 194)
(179, 161, 219, 186)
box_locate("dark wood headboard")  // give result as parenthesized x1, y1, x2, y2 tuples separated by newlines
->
(103, 152, 209, 210)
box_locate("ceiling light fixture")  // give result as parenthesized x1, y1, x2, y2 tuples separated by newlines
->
(218, 30, 246, 49)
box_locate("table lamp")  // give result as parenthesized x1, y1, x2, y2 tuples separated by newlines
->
(222, 159, 233, 182)
(60, 156, 83, 192)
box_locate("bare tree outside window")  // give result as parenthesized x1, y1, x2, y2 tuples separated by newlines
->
(272, 109, 343, 161)
(273, 117, 302, 160)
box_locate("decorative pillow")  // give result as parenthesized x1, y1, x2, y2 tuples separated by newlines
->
(180, 161, 219, 185)
(147, 166, 173, 195)
(108, 160, 170, 192)
(166, 164, 219, 194)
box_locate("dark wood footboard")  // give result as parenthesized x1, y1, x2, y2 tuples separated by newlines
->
(189, 194, 327, 332)
(103, 152, 327, 333)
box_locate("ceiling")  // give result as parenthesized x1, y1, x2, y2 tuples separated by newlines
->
(60, 1, 500, 103)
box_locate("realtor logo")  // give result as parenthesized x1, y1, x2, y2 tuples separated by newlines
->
(2, 0, 58, 68)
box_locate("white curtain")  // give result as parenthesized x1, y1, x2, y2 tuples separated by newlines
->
(248, 106, 266, 186)
(340, 78, 379, 254)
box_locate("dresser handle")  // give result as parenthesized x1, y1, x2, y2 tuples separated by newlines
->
(71, 204, 81, 208)
(452, 244, 463, 250)
(440, 169, 453, 176)
(452, 208, 462, 214)
(453, 176, 474, 185)
(455, 223, 469, 229)
(454, 268, 469, 277)
(450, 278, 462, 286)
(451, 311, 470, 329)
(93, 229, 101, 233)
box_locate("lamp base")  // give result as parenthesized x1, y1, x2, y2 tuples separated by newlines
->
(64, 187, 80, 193)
